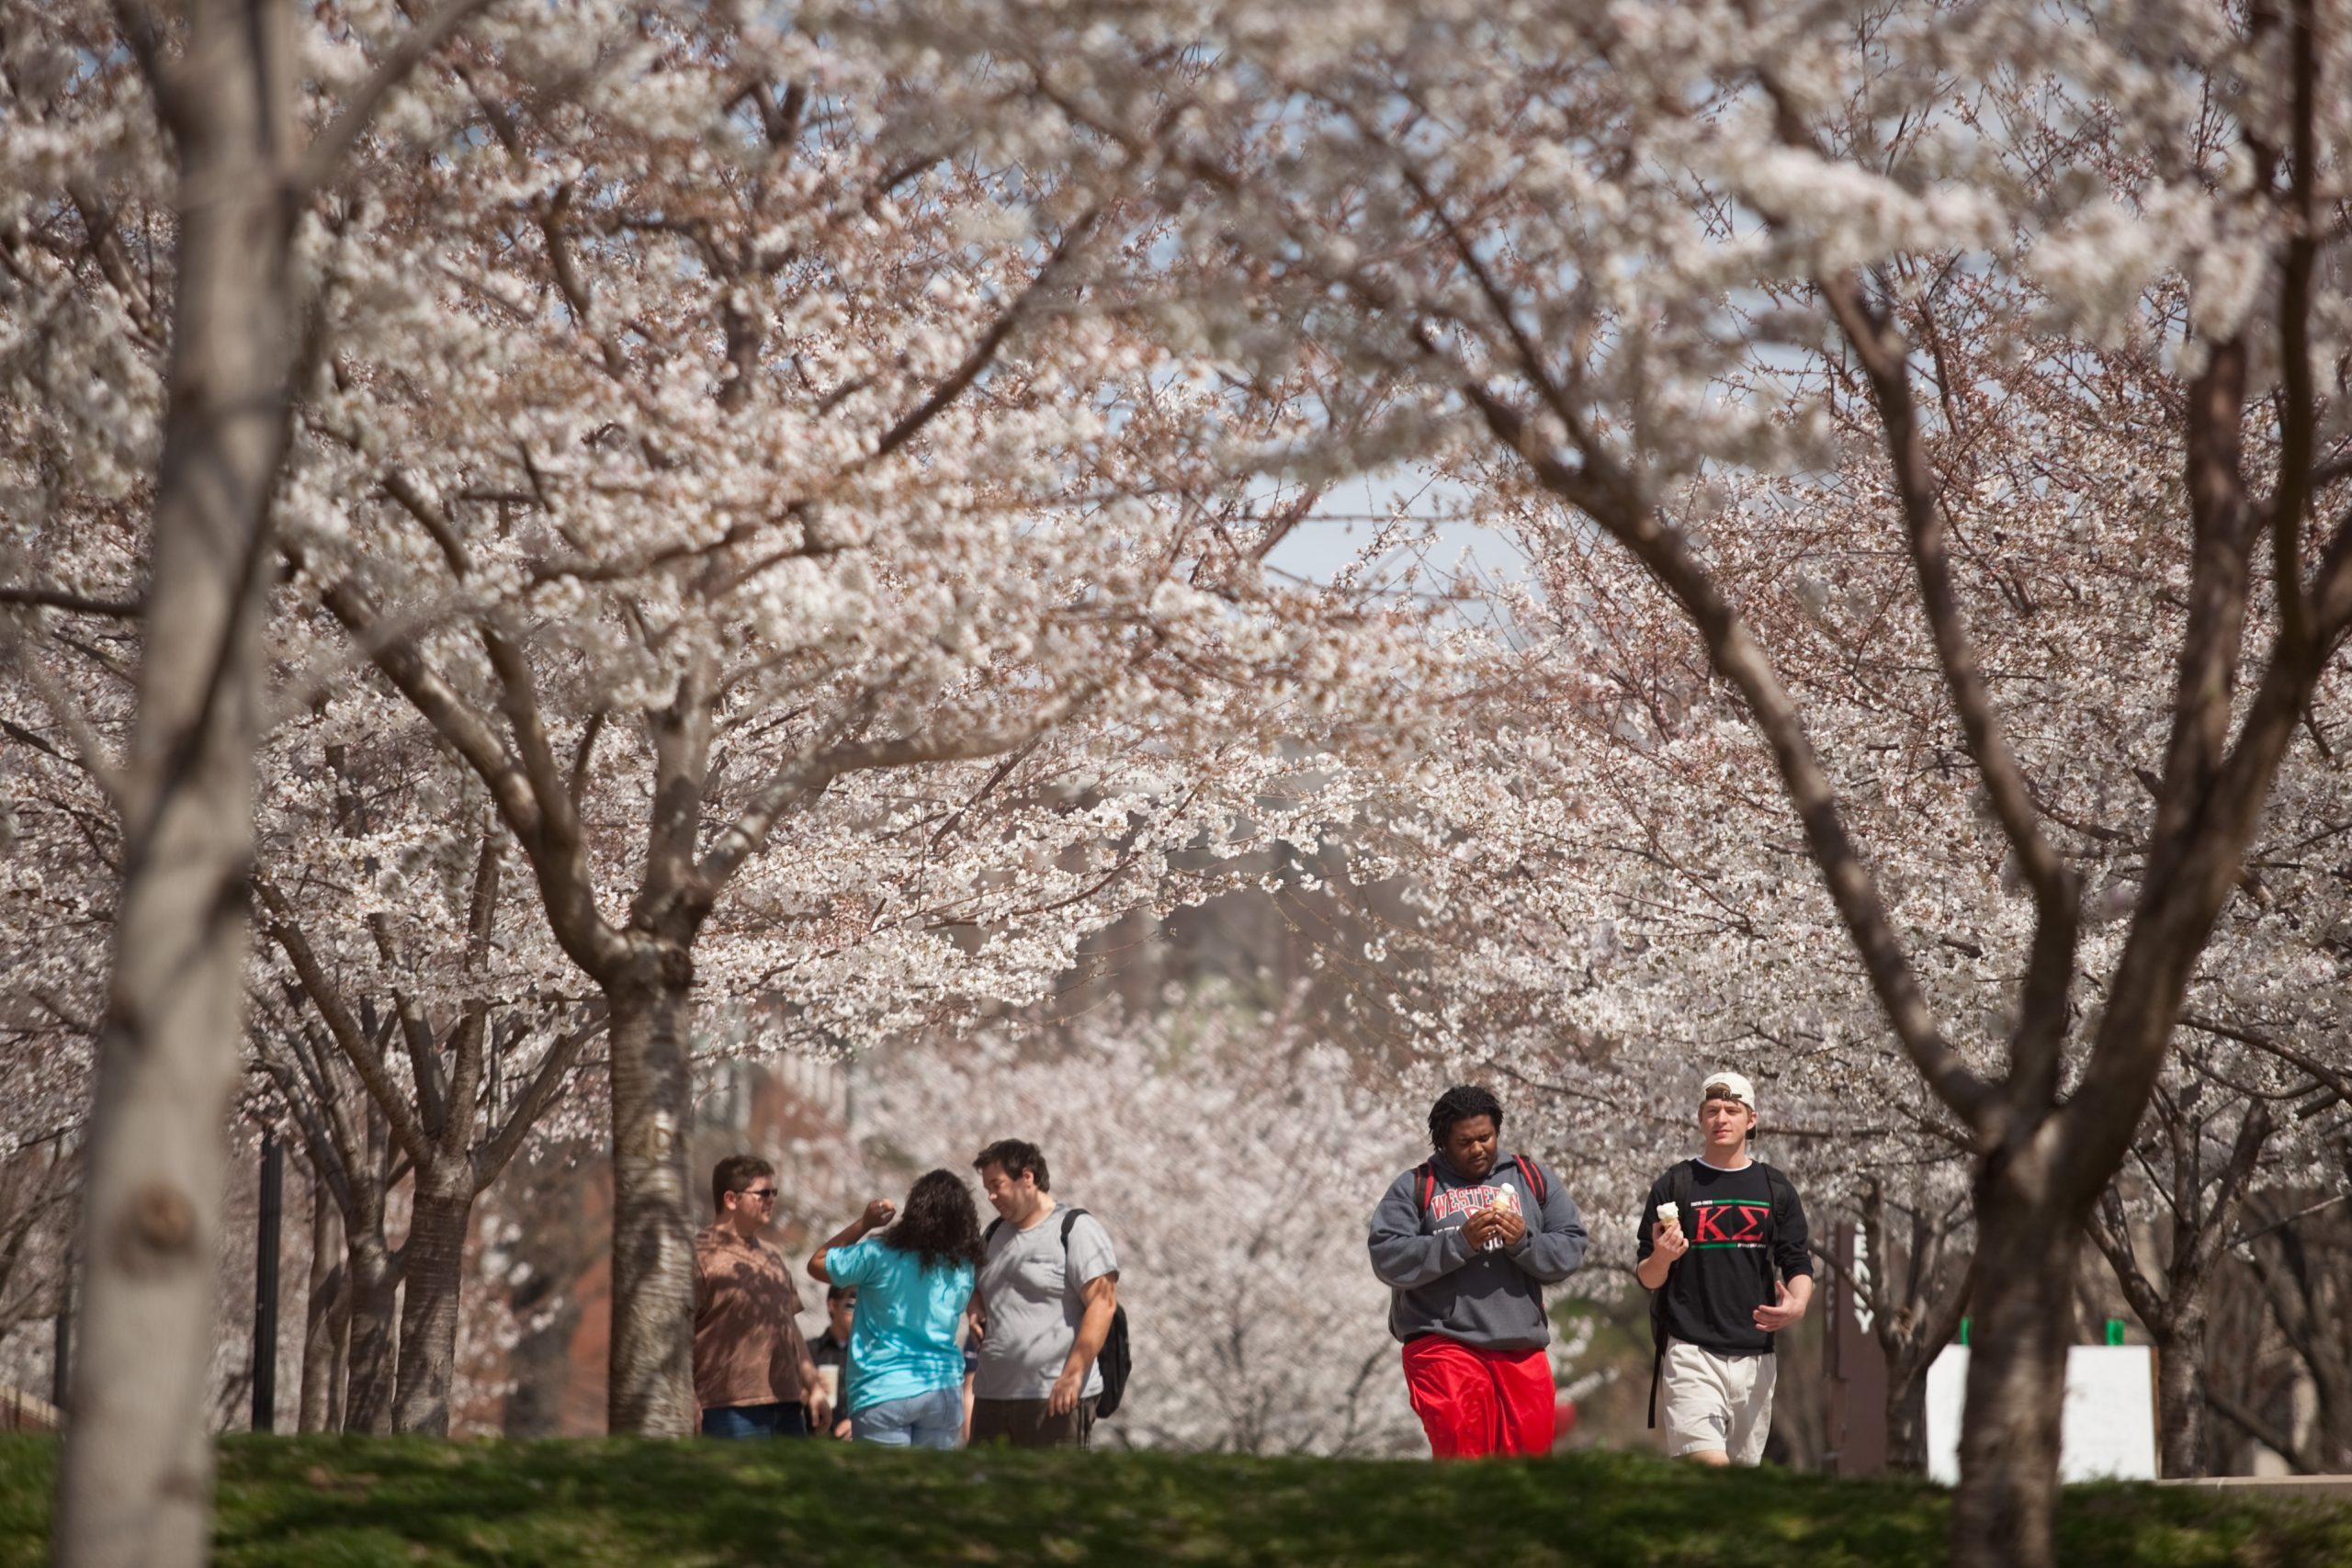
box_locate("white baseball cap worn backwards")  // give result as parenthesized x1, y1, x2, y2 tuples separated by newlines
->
(1702, 1070, 1757, 1111)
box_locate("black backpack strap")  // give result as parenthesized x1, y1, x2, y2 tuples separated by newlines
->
(1053, 1208, 1123, 1410)
(1646, 1161, 1699, 1430)
(1416, 1160, 1435, 1216)
(984, 1216, 1003, 1246)
(1758, 1163, 1795, 1265)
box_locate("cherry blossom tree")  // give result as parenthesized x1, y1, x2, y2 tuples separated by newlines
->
(2087, 1068, 2277, 1478)
(0, 650, 106, 1358)
(13, 16, 2347, 1568)
(1056, 10, 2352, 1546)
(2230, 1168, 2352, 1472)
(4, 0, 620, 1551)
(241, 999, 408, 1433)
(260, 11, 1442, 1436)
(944, 15, 2347, 1537)
(0, 1143, 76, 1366)
(246, 710, 601, 1434)
(2172, 997, 2352, 1473)
(2079, 893, 2352, 1483)
(1193, 498, 1992, 1470)
(10, 0, 1449, 1470)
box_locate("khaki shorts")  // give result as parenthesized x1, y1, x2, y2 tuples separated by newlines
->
(1662, 1341, 1775, 1464)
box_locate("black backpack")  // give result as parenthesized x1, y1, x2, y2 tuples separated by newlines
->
(982, 1206, 1131, 1419)
(1645, 1159, 1796, 1428)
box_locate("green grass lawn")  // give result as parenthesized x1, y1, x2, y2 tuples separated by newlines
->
(2, 1435, 2348, 1567)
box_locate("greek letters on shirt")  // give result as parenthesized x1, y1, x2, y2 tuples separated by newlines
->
(1640, 1161, 1810, 1357)
(1687, 1200, 1771, 1247)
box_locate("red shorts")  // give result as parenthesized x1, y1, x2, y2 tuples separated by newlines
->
(1400, 1336, 1556, 1458)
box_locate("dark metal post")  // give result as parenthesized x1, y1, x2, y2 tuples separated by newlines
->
(51, 1290, 71, 1416)
(253, 1130, 283, 1432)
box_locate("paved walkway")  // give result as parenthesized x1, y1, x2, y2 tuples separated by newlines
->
(2157, 1474, 2352, 1499)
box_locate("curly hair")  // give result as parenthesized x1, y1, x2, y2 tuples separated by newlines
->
(1429, 1084, 1504, 1149)
(883, 1168, 985, 1271)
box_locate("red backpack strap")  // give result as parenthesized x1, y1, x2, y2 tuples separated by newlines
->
(1513, 1153, 1546, 1206)
(1417, 1161, 1435, 1213)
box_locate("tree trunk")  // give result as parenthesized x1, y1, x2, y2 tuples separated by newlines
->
(1948, 1169, 2077, 1568)
(2248, 1217, 2352, 1471)
(328, 1276, 351, 1432)
(52, 2, 295, 1562)
(342, 1236, 401, 1436)
(391, 1175, 473, 1436)
(2155, 1308, 2210, 1479)
(300, 1181, 346, 1434)
(605, 975, 697, 1437)
(2294, 1334, 2352, 1472)
(1884, 1352, 1931, 1476)
(2319, 1388, 2352, 1474)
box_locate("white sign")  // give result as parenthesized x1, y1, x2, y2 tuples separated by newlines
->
(1925, 1345, 2158, 1483)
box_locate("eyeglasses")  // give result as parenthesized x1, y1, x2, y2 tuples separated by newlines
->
(738, 1187, 778, 1201)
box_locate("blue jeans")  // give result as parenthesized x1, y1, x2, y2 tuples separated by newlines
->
(851, 1386, 963, 1449)
(701, 1402, 812, 1438)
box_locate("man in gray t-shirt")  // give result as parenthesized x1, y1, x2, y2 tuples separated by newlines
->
(969, 1137, 1120, 1448)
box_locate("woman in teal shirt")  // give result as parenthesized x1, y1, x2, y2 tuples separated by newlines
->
(808, 1169, 981, 1448)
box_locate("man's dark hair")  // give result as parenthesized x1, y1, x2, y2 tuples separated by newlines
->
(884, 1168, 986, 1271)
(971, 1137, 1051, 1192)
(826, 1283, 855, 1305)
(1428, 1085, 1505, 1150)
(711, 1154, 775, 1214)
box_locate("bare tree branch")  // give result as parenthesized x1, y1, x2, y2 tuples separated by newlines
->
(2266, 0, 2322, 652)
(298, 0, 506, 194)
(863, 209, 1101, 468)
(0, 613, 129, 807)
(2182, 1013, 2352, 1107)
(441, 828, 502, 1134)
(304, 564, 627, 976)
(2085, 1189, 2165, 1330)
(256, 880, 434, 1169)
(695, 687, 1102, 901)
(107, 0, 190, 134)
(0, 586, 141, 618)
(1816, 265, 2078, 909)
(1430, 348, 1998, 1136)
(368, 914, 450, 1140)
(472, 1013, 603, 1193)
(2206, 1383, 2306, 1472)
(2147, 339, 2254, 884)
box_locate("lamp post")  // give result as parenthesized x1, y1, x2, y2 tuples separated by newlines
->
(252, 1131, 283, 1432)
(51, 1289, 70, 1416)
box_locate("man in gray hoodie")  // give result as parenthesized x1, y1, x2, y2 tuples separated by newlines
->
(1369, 1084, 1589, 1456)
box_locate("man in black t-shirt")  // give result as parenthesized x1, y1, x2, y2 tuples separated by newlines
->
(1634, 1070, 1812, 1466)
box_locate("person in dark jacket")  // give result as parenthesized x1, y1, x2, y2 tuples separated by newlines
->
(1369, 1085, 1589, 1456)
